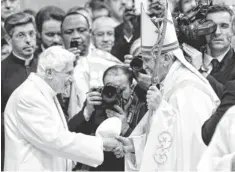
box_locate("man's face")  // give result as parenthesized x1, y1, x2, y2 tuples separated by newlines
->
(10, 23, 36, 58)
(40, 19, 63, 49)
(1, 0, 20, 20)
(104, 72, 132, 101)
(206, 12, 233, 53)
(62, 14, 91, 56)
(142, 51, 155, 75)
(52, 63, 74, 94)
(93, 26, 115, 52)
(180, 0, 197, 13)
(142, 51, 170, 81)
(106, 0, 133, 21)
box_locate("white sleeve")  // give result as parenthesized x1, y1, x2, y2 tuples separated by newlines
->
(16, 95, 104, 167)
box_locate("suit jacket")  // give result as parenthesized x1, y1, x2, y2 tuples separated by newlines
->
(4, 73, 104, 171)
(111, 15, 140, 62)
(68, 86, 147, 171)
(210, 47, 235, 85)
(202, 80, 235, 146)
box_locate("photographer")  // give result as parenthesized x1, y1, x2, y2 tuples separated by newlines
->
(68, 65, 147, 171)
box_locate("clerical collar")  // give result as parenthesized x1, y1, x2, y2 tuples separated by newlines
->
(204, 46, 230, 66)
(13, 51, 34, 66)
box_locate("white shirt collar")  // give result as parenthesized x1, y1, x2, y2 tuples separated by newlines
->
(13, 51, 34, 66)
(204, 46, 230, 66)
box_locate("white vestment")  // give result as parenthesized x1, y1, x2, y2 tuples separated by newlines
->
(125, 61, 220, 171)
(4, 73, 104, 171)
(68, 48, 122, 118)
(197, 105, 235, 171)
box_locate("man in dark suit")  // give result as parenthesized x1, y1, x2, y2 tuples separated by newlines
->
(1, 12, 38, 170)
(111, 13, 140, 62)
(202, 80, 235, 145)
(68, 65, 147, 171)
(203, 5, 235, 85)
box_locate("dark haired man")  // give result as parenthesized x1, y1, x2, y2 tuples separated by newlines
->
(68, 65, 147, 171)
(202, 5, 235, 85)
(35, 6, 65, 55)
(1, 12, 38, 170)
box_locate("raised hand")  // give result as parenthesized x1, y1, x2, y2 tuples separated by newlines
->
(106, 105, 129, 135)
(85, 88, 102, 118)
(124, 54, 133, 68)
(68, 47, 81, 63)
(146, 85, 162, 111)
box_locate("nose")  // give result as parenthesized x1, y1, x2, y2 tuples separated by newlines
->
(72, 30, 82, 39)
(53, 34, 62, 44)
(215, 25, 221, 35)
(25, 34, 32, 43)
(102, 33, 110, 42)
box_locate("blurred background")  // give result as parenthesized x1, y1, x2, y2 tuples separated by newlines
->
(20, 0, 88, 11)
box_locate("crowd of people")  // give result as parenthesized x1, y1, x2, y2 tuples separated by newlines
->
(1, 0, 235, 171)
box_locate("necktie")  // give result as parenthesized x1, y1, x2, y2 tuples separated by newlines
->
(210, 59, 220, 74)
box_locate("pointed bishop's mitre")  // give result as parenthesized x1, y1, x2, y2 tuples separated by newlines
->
(141, 0, 179, 54)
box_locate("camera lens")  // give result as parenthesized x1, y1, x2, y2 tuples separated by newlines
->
(130, 56, 143, 72)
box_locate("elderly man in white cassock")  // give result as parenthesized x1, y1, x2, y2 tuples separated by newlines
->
(4, 46, 119, 171)
(197, 105, 235, 171)
(113, 1, 220, 171)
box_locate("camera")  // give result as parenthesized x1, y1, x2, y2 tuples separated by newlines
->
(130, 55, 144, 72)
(70, 40, 79, 48)
(92, 84, 124, 110)
(176, 2, 217, 49)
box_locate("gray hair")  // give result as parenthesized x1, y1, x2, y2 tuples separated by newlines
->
(37, 46, 75, 75)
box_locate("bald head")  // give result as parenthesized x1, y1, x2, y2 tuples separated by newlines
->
(61, 12, 91, 55)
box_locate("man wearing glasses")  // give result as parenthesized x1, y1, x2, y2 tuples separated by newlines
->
(1, 12, 38, 170)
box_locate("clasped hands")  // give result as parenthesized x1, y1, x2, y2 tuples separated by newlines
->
(102, 136, 134, 158)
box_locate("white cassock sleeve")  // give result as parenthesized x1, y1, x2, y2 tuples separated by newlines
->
(73, 58, 90, 114)
(198, 106, 235, 171)
(16, 95, 104, 168)
(126, 85, 217, 171)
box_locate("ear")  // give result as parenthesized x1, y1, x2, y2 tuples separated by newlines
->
(45, 69, 54, 80)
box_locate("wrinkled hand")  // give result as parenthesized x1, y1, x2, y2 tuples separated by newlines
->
(113, 136, 134, 158)
(103, 137, 120, 152)
(147, 85, 162, 110)
(68, 48, 80, 62)
(124, 54, 133, 68)
(182, 43, 202, 70)
(85, 89, 102, 117)
(106, 105, 129, 135)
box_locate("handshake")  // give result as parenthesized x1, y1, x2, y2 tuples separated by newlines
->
(102, 136, 134, 158)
